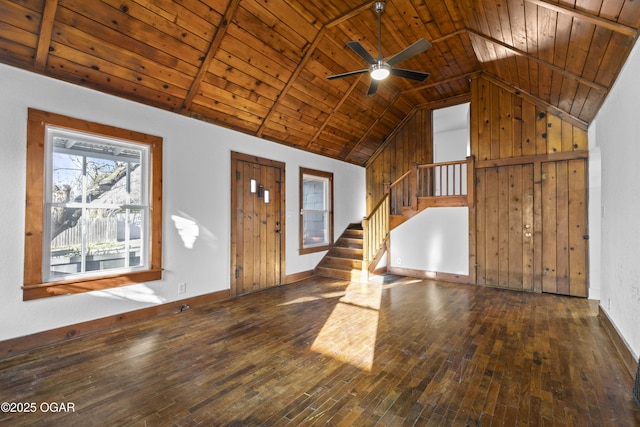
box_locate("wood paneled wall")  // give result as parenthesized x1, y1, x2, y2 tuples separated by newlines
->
(365, 73, 589, 297)
(471, 75, 588, 160)
(365, 109, 433, 212)
(472, 74, 589, 297)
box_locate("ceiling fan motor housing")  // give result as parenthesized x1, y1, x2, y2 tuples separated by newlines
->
(371, 61, 391, 80)
(326, 0, 430, 94)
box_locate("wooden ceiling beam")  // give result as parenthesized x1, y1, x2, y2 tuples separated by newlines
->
(183, 0, 241, 110)
(257, 1, 377, 138)
(467, 29, 608, 92)
(34, 0, 59, 71)
(526, 0, 637, 37)
(406, 72, 476, 93)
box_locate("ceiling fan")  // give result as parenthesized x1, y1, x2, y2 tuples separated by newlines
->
(327, 1, 432, 95)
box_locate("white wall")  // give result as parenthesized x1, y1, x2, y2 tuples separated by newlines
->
(390, 207, 469, 275)
(0, 64, 365, 341)
(587, 126, 601, 301)
(591, 39, 640, 359)
(389, 103, 470, 275)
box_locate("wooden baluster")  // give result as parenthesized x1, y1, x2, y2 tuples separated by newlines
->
(453, 164, 458, 195)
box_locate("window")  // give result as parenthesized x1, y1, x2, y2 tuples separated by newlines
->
(299, 168, 333, 254)
(23, 109, 162, 300)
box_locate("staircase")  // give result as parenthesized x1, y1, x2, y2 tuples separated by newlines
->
(315, 223, 364, 281)
(315, 157, 475, 283)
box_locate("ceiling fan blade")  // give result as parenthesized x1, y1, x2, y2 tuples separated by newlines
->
(327, 69, 369, 80)
(367, 80, 380, 96)
(386, 38, 432, 67)
(390, 68, 430, 82)
(347, 41, 377, 65)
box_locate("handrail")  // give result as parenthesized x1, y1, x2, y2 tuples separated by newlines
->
(388, 169, 412, 191)
(361, 156, 475, 282)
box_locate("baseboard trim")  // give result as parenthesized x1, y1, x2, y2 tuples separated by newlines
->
(285, 270, 315, 283)
(372, 266, 387, 276)
(387, 266, 472, 284)
(0, 289, 230, 359)
(598, 305, 639, 379)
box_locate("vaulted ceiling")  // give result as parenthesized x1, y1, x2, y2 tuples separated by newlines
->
(1, 0, 638, 166)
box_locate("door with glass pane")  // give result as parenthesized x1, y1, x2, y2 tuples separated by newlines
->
(230, 152, 284, 296)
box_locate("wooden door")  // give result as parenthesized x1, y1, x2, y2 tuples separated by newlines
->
(230, 152, 285, 296)
(541, 159, 588, 297)
(475, 164, 535, 291)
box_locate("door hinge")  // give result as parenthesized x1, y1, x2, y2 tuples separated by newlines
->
(235, 267, 239, 278)
(236, 170, 241, 180)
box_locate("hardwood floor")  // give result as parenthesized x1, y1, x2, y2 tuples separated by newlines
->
(1, 276, 639, 426)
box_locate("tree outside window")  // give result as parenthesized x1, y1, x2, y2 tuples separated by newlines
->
(23, 109, 162, 300)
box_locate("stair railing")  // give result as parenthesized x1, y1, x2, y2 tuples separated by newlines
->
(360, 156, 475, 281)
(386, 156, 475, 214)
(361, 193, 390, 281)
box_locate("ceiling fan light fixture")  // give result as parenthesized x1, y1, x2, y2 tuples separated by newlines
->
(370, 62, 391, 80)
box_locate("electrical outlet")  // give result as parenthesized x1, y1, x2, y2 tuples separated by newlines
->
(396, 257, 401, 265)
(178, 282, 187, 294)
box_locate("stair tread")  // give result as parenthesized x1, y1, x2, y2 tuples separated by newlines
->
(316, 222, 365, 281)
(325, 254, 361, 260)
(318, 265, 360, 272)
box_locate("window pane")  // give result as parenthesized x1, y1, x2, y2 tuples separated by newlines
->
(302, 177, 327, 210)
(49, 206, 82, 279)
(52, 132, 144, 205)
(52, 152, 83, 203)
(48, 208, 145, 280)
(303, 212, 327, 246)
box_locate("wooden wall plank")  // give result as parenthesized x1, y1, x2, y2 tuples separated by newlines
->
(541, 162, 558, 293)
(476, 169, 488, 285)
(523, 164, 535, 292)
(568, 159, 588, 297)
(490, 83, 502, 159)
(498, 166, 510, 287)
(485, 167, 500, 286)
(499, 88, 514, 159)
(535, 108, 548, 155)
(546, 113, 562, 154)
(507, 165, 524, 289)
(512, 96, 523, 157)
(561, 120, 575, 152)
(555, 161, 570, 295)
(521, 100, 537, 156)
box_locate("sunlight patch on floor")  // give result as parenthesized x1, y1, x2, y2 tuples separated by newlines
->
(277, 290, 346, 306)
(310, 281, 382, 371)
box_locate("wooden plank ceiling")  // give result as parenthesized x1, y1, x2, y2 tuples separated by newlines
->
(1, 0, 638, 166)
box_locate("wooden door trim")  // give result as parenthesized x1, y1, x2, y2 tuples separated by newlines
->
(230, 151, 286, 297)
